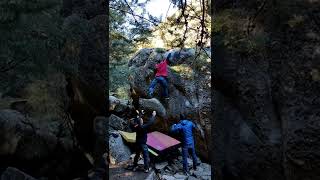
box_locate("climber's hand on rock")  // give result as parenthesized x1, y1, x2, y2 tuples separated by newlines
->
(152, 111, 156, 117)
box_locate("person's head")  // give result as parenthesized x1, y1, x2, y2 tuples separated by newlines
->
(166, 53, 172, 65)
(166, 53, 172, 61)
(180, 114, 186, 120)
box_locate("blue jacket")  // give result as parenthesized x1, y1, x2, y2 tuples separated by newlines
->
(171, 119, 196, 146)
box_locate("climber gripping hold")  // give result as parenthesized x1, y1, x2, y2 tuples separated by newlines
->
(148, 53, 173, 100)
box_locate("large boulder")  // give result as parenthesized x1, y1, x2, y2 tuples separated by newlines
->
(0, 109, 94, 179)
(0, 109, 68, 159)
(0, 110, 28, 155)
(109, 131, 131, 164)
(62, 0, 107, 154)
(109, 96, 131, 116)
(128, 48, 211, 160)
(1, 167, 37, 180)
(108, 114, 128, 131)
(93, 116, 107, 166)
(139, 98, 166, 118)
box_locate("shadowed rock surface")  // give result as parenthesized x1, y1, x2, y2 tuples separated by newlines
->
(1, 167, 37, 180)
(213, 1, 320, 180)
(0, 0, 107, 179)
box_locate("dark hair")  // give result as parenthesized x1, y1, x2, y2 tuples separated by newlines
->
(180, 114, 186, 120)
(134, 117, 141, 125)
(166, 53, 172, 60)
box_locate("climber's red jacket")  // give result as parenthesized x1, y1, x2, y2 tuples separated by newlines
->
(155, 59, 168, 77)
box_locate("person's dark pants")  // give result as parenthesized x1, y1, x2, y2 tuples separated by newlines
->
(182, 144, 198, 172)
(148, 76, 168, 97)
(133, 143, 149, 169)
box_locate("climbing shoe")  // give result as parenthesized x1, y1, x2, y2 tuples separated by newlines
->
(144, 167, 150, 173)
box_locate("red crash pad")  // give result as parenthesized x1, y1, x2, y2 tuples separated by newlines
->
(147, 131, 181, 152)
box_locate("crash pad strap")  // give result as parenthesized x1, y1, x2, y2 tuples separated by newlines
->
(148, 148, 158, 156)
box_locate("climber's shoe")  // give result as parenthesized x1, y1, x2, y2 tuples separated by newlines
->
(144, 167, 151, 173)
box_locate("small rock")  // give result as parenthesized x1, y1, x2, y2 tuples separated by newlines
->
(1, 167, 37, 180)
(195, 166, 204, 172)
(191, 165, 211, 178)
(187, 176, 198, 180)
(201, 175, 211, 180)
(162, 175, 175, 180)
(187, 158, 193, 164)
(194, 166, 211, 177)
(174, 173, 188, 179)
(200, 163, 211, 171)
(155, 161, 168, 170)
(165, 165, 173, 172)
(138, 159, 144, 165)
(145, 170, 157, 180)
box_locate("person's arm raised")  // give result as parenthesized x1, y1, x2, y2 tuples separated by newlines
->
(142, 111, 157, 129)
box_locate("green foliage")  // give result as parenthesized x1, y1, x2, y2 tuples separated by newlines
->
(153, 0, 211, 48)
(24, 79, 60, 117)
(170, 64, 194, 79)
(109, 0, 158, 65)
(109, 64, 130, 99)
(213, 9, 267, 54)
(155, 48, 166, 53)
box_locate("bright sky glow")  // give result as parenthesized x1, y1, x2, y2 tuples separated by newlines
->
(145, 0, 178, 20)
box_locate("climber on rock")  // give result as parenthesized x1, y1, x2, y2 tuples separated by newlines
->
(148, 53, 172, 100)
(130, 110, 157, 173)
(170, 114, 199, 176)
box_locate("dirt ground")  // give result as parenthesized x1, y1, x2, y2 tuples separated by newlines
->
(109, 161, 156, 180)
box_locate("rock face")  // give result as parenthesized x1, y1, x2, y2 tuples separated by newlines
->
(128, 48, 211, 161)
(1, 167, 37, 180)
(108, 114, 129, 131)
(0, 110, 93, 179)
(0, 0, 107, 179)
(109, 131, 131, 164)
(213, 1, 320, 180)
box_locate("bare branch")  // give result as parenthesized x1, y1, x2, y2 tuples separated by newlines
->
(123, 0, 139, 24)
(110, 6, 160, 26)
